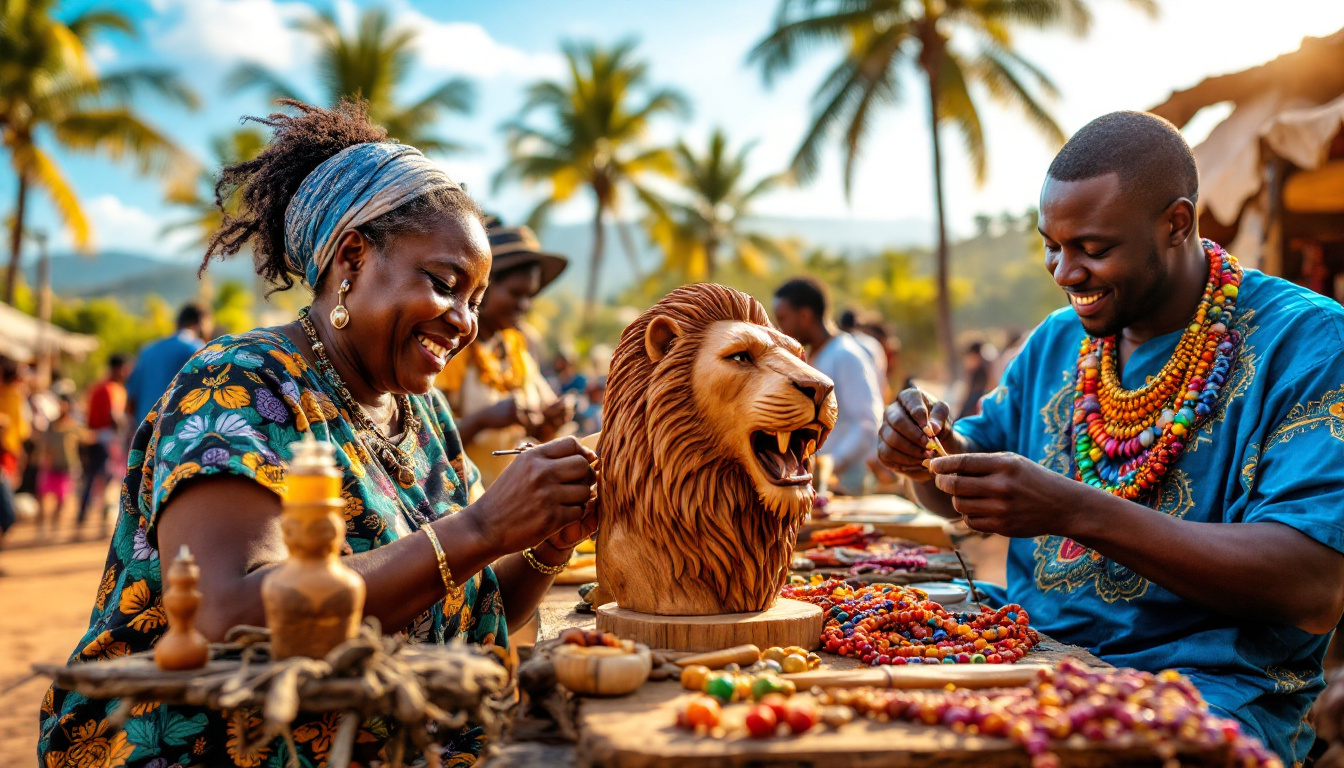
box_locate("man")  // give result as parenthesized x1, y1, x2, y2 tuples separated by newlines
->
(125, 303, 211, 429)
(878, 111, 1344, 765)
(774, 278, 884, 495)
(78, 354, 129, 534)
(437, 221, 572, 488)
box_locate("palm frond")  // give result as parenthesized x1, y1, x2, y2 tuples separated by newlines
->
(65, 9, 135, 41)
(748, 6, 895, 86)
(970, 47, 1065, 148)
(16, 145, 91, 248)
(51, 109, 187, 175)
(935, 52, 987, 184)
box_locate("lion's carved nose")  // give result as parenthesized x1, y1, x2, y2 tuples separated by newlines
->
(792, 376, 834, 408)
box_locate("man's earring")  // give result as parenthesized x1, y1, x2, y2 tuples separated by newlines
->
(330, 279, 351, 329)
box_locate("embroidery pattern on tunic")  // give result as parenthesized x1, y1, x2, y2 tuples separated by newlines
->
(1241, 383, 1344, 492)
(1032, 470, 1195, 602)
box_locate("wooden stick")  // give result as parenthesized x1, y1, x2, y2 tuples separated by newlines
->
(782, 663, 1052, 690)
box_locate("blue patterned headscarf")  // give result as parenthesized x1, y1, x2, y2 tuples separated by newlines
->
(283, 142, 459, 289)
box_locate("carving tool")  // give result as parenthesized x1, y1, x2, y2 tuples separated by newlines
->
(491, 441, 537, 456)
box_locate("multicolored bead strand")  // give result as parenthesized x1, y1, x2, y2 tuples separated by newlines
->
(820, 659, 1282, 768)
(781, 578, 1038, 665)
(1072, 240, 1243, 500)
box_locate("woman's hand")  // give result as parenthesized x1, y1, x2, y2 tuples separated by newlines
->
(470, 436, 597, 556)
(877, 387, 964, 482)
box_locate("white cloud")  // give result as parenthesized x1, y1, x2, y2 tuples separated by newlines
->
(395, 5, 564, 81)
(54, 195, 198, 257)
(151, 0, 311, 70)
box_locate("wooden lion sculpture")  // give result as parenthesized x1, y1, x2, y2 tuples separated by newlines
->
(597, 284, 838, 615)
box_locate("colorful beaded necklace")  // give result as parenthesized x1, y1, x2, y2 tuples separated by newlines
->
(780, 578, 1037, 666)
(1072, 239, 1243, 500)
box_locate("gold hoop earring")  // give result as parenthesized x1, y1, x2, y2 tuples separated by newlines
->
(330, 279, 351, 329)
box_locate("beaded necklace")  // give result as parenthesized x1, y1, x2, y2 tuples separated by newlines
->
(470, 329, 530, 393)
(1072, 240, 1242, 500)
(298, 307, 422, 488)
(780, 578, 1037, 666)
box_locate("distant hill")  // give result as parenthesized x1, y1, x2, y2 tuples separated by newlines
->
(33, 216, 937, 308)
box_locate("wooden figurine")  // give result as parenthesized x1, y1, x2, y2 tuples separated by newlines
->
(262, 432, 366, 660)
(156, 545, 210, 671)
(597, 284, 838, 615)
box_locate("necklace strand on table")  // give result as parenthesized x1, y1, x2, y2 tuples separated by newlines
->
(298, 306, 421, 488)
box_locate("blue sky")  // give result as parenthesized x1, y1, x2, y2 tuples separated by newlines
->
(11, 0, 1344, 263)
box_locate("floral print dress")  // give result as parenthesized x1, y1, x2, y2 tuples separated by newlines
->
(38, 329, 509, 768)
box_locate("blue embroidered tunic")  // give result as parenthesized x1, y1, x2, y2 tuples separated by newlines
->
(956, 268, 1344, 767)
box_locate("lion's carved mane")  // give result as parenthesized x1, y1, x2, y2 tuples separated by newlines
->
(597, 284, 818, 615)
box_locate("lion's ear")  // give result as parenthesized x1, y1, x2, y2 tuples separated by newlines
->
(644, 315, 684, 362)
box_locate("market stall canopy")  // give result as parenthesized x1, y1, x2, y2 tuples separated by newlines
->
(1150, 28, 1344, 264)
(0, 301, 99, 361)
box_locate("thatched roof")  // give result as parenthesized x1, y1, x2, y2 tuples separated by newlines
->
(1148, 28, 1344, 231)
(0, 302, 99, 362)
(1151, 28, 1344, 129)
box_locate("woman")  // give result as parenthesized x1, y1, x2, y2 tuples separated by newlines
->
(437, 222, 572, 487)
(37, 101, 597, 768)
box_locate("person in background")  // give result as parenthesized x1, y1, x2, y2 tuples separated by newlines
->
(550, 350, 588, 399)
(77, 353, 128, 535)
(839, 308, 890, 400)
(0, 358, 28, 570)
(126, 302, 212, 429)
(773, 277, 883, 495)
(577, 376, 606, 436)
(437, 221, 572, 487)
(33, 394, 81, 535)
(957, 340, 994, 420)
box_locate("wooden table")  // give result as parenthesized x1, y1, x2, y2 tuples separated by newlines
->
(500, 585, 1132, 768)
(801, 495, 955, 549)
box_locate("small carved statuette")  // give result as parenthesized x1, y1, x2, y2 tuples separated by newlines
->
(262, 432, 366, 659)
(155, 545, 210, 671)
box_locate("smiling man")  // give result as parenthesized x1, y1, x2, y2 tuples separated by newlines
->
(878, 111, 1344, 765)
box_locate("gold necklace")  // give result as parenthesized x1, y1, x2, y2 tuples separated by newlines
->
(298, 307, 421, 487)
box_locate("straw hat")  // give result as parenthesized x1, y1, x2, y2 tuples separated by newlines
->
(487, 220, 568, 291)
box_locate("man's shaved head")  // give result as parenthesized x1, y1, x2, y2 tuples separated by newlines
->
(1047, 111, 1198, 215)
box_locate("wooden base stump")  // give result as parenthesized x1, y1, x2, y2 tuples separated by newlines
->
(595, 598, 823, 652)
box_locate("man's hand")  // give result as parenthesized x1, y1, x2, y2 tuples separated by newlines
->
(877, 387, 964, 482)
(928, 452, 1089, 538)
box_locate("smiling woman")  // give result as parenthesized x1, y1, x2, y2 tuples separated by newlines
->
(37, 100, 599, 768)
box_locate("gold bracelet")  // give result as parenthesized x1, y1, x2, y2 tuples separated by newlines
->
(522, 546, 568, 576)
(422, 524, 462, 599)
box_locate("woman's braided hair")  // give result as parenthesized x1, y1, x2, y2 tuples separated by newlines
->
(202, 99, 482, 294)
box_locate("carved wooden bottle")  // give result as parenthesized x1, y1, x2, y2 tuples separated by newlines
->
(262, 432, 366, 659)
(155, 545, 210, 670)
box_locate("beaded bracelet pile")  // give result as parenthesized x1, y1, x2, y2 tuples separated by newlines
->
(781, 578, 1037, 666)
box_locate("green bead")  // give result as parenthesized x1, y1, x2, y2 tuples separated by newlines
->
(1174, 414, 1191, 427)
(705, 675, 735, 702)
(1079, 458, 1094, 469)
(971, 654, 987, 663)
(751, 676, 785, 700)
(1222, 285, 1238, 298)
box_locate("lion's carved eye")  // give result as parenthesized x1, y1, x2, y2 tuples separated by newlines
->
(726, 351, 754, 365)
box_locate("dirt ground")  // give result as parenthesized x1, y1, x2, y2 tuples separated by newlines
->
(0, 524, 111, 768)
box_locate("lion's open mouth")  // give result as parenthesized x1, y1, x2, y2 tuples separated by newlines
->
(751, 427, 822, 487)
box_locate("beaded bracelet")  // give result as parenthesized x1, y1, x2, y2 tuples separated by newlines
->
(422, 524, 462, 599)
(522, 546, 567, 576)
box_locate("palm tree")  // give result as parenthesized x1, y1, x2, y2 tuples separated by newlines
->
(641, 127, 795, 282)
(749, 0, 1156, 378)
(228, 6, 473, 153)
(0, 0, 199, 304)
(496, 40, 688, 334)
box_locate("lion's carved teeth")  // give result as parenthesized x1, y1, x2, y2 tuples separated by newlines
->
(777, 431, 791, 455)
(806, 439, 817, 457)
